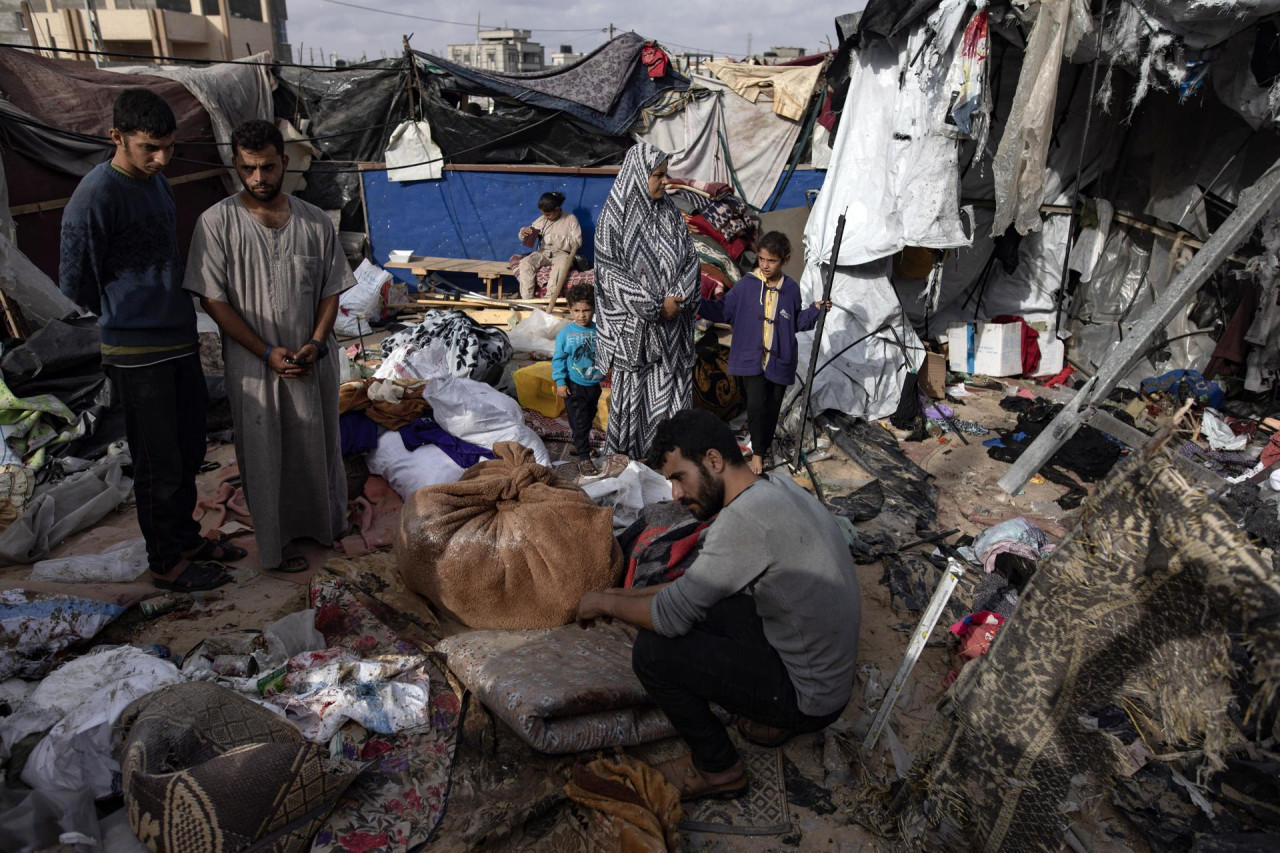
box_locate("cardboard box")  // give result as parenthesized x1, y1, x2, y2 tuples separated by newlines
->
(1035, 338, 1065, 376)
(947, 321, 1024, 377)
(918, 351, 947, 398)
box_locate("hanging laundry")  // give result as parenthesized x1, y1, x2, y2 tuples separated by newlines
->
(641, 43, 670, 79)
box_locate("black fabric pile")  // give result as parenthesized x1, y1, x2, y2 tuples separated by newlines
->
(985, 397, 1128, 508)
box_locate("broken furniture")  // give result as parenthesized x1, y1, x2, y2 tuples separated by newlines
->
(386, 255, 519, 299)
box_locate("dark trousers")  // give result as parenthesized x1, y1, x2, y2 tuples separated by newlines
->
(106, 356, 209, 574)
(742, 374, 788, 459)
(632, 595, 843, 773)
(564, 380, 602, 460)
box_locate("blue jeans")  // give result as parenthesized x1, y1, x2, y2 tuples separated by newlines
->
(632, 594, 843, 773)
(106, 355, 208, 573)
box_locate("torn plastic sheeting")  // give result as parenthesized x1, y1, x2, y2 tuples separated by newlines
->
(260, 647, 431, 742)
(804, 1, 973, 269)
(21, 646, 182, 797)
(0, 236, 85, 333)
(507, 309, 570, 358)
(581, 461, 673, 531)
(262, 608, 326, 671)
(29, 537, 148, 583)
(785, 259, 926, 424)
(0, 457, 134, 566)
(1201, 410, 1248, 452)
(0, 788, 101, 853)
(990, 0, 1093, 237)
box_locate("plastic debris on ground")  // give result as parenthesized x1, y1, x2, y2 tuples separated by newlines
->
(0, 589, 128, 679)
(29, 537, 149, 583)
(581, 460, 674, 530)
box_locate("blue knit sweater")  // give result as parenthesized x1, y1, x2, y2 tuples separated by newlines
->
(59, 162, 196, 347)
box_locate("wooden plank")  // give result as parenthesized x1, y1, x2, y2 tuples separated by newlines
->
(11, 167, 226, 217)
(359, 162, 620, 176)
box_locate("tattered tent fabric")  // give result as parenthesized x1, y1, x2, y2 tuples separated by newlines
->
(701, 61, 823, 121)
(784, 259, 925, 425)
(416, 37, 690, 136)
(106, 53, 274, 169)
(636, 75, 803, 209)
(900, 450, 1280, 851)
(0, 235, 83, 331)
(803, 0, 973, 269)
(0, 100, 110, 178)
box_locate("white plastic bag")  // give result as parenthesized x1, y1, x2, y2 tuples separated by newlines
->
(424, 376, 550, 465)
(1201, 409, 1248, 452)
(385, 119, 444, 182)
(335, 259, 393, 337)
(581, 462, 673, 530)
(366, 431, 464, 501)
(20, 647, 182, 797)
(29, 537, 149, 583)
(373, 340, 452, 382)
(506, 309, 569, 358)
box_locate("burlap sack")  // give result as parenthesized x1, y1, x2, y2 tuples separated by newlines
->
(396, 441, 622, 629)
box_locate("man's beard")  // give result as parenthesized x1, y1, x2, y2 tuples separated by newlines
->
(681, 462, 726, 521)
(244, 180, 282, 202)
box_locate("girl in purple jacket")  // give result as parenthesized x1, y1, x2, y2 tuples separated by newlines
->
(700, 232, 830, 473)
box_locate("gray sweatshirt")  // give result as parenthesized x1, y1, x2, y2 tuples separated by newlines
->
(650, 475, 861, 716)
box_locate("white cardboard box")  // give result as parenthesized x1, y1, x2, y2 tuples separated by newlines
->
(1035, 337, 1065, 376)
(947, 321, 1024, 377)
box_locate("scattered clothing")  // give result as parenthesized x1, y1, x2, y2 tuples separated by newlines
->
(618, 501, 709, 590)
(340, 410, 379, 457)
(1140, 369, 1226, 409)
(595, 142, 700, 459)
(960, 517, 1054, 574)
(943, 611, 1005, 688)
(337, 475, 403, 556)
(0, 588, 127, 679)
(565, 755, 683, 853)
(398, 415, 495, 469)
(339, 379, 428, 431)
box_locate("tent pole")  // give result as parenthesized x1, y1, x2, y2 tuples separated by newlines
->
(998, 156, 1280, 496)
(791, 212, 846, 471)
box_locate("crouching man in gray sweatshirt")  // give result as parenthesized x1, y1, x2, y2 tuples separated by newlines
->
(575, 409, 861, 801)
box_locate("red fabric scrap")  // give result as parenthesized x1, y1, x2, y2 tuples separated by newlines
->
(1042, 366, 1075, 388)
(1262, 432, 1280, 469)
(991, 315, 1042, 377)
(641, 44, 670, 78)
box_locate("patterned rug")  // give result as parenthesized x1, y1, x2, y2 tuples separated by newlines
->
(630, 733, 792, 836)
(308, 574, 463, 853)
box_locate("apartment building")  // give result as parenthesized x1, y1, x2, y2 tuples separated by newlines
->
(448, 28, 544, 73)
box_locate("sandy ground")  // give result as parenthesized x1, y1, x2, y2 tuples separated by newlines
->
(2, 376, 1102, 851)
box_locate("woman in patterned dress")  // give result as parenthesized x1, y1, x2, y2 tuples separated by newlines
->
(593, 142, 701, 460)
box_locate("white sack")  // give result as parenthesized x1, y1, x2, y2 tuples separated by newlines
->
(335, 259, 393, 337)
(423, 376, 550, 465)
(386, 120, 444, 182)
(581, 461, 673, 530)
(506, 309, 569, 358)
(366, 432, 464, 502)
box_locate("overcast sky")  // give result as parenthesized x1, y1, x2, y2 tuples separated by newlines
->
(282, 0, 869, 65)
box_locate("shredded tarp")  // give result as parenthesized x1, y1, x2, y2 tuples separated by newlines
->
(804, 0, 973, 268)
(0, 235, 84, 330)
(702, 60, 823, 121)
(416, 34, 690, 136)
(0, 456, 132, 565)
(990, 0, 1093, 237)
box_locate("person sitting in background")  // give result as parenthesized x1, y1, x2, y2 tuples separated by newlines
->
(553, 284, 605, 475)
(518, 191, 582, 308)
(575, 409, 860, 801)
(699, 232, 829, 474)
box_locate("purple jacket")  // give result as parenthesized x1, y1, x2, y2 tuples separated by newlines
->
(699, 273, 821, 385)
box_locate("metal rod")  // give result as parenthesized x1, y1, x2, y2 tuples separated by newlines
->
(792, 211, 846, 471)
(864, 557, 965, 751)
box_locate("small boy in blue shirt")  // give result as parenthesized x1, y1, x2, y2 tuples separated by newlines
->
(553, 284, 605, 469)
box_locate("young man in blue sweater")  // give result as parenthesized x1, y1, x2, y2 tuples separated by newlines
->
(59, 89, 238, 592)
(552, 283, 604, 475)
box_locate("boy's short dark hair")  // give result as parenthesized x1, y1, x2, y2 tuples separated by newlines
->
(112, 89, 176, 139)
(756, 231, 792, 260)
(566, 284, 594, 307)
(231, 119, 285, 158)
(647, 409, 746, 470)
(538, 191, 566, 213)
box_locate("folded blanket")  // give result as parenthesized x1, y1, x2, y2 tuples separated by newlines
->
(439, 622, 726, 754)
(565, 755, 683, 853)
(396, 442, 621, 629)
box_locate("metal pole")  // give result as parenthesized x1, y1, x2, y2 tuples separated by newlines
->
(792, 212, 846, 470)
(864, 557, 965, 751)
(998, 156, 1280, 495)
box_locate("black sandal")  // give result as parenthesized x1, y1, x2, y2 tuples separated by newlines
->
(153, 560, 234, 592)
(189, 538, 248, 563)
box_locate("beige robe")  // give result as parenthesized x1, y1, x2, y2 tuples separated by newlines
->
(518, 212, 582, 303)
(183, 195, 354, 568)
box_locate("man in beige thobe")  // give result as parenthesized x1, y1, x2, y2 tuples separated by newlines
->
(517, 195, 582, 307)
(184, 120, 353, 572)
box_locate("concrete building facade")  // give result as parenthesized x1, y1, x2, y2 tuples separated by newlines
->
(549, 44, 581, 67)
(448, 28, 544, 72)
(28, 0, 288, 63)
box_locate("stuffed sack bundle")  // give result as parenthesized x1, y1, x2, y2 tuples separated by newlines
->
(396, 442, 621, 628)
